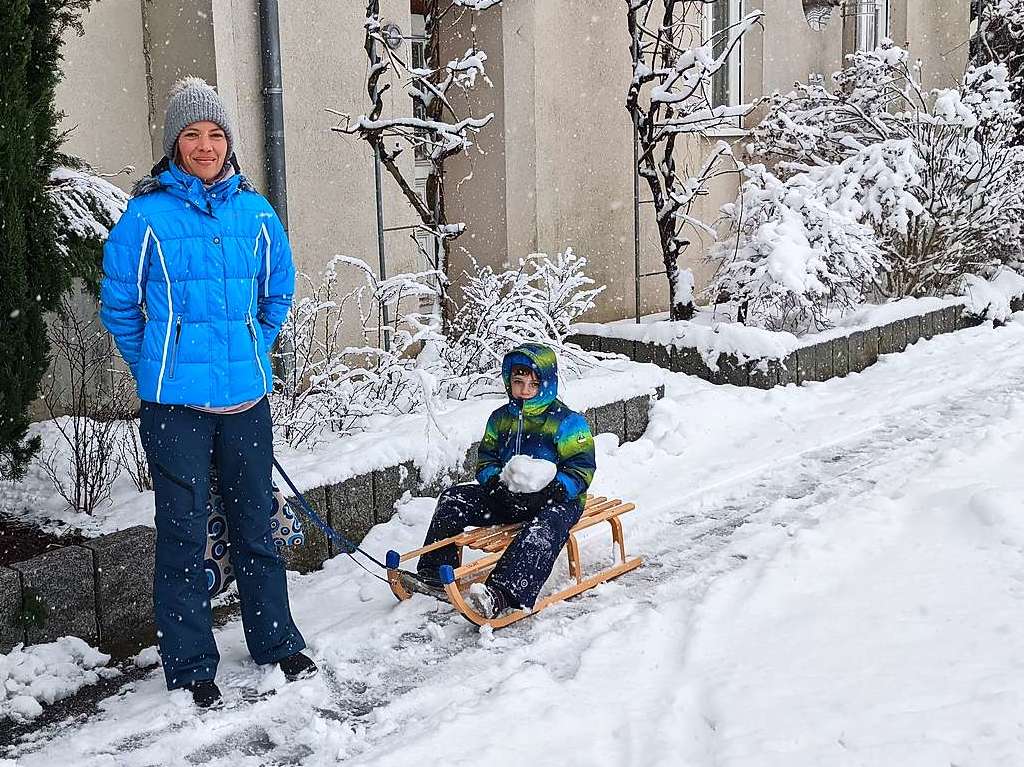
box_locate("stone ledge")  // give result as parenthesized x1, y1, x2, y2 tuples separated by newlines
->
(570, 300, 1014, 389)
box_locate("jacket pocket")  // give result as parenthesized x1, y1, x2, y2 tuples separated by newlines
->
(168, 315, 183, 379)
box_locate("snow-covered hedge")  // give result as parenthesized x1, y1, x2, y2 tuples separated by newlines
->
(272, 249, 603, 448)
(709, 43, 1024, 333)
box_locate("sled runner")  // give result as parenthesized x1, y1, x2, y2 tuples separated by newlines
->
(386, 494, 642, 628)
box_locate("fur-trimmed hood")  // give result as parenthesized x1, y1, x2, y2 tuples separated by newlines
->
(131, 155, 257, 198)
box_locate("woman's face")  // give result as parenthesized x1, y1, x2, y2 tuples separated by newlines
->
(176, 121, 228, 182)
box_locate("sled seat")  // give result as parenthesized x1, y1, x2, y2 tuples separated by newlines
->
(386, 494, 642, 628)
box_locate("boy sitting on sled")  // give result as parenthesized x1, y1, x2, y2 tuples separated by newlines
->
(407, 343, 596, 618)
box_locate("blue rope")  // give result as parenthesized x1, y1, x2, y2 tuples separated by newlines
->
(272, 457, 389, 571)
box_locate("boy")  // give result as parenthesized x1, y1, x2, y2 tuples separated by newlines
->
(412, 343, 596, 618)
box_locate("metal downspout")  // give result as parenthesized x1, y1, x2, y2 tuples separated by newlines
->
(258, 0, 288, 230)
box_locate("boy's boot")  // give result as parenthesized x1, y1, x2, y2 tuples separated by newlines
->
(466, 582, 513, 619)
(403, 569, 450, 601)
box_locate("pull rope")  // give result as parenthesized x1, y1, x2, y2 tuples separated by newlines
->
(272, 457, 391, 581)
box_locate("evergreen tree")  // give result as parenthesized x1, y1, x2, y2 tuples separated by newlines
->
(0, 0, 91, 479)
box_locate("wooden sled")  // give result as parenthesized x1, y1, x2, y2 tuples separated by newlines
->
(386, 494, 642, 629)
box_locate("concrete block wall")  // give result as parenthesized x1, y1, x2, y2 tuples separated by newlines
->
(568, 301, 1020, 389)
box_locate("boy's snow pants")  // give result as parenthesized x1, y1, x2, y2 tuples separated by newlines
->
(139, 398, 305, 690)
(417, 483, 584, 608)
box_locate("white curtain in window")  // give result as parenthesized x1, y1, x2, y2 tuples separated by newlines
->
(852, 0, 890, 51)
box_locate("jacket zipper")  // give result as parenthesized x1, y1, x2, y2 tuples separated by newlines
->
(246, 314, 269, 392)
(515, 408, 524, 455)
(168, 316, 182, 379)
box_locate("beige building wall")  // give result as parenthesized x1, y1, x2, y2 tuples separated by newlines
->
(59, 0, 420, 324)
(445, 1, 642, 323)
(56, 0, 153, 192)
(900, 0, 970, 89)
(56, 0, 971, 332)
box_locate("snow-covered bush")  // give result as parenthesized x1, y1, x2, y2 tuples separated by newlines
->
(437, 248, 603, 396)
(272, 249, 602, 447)
(718, 42, 1024, 319)
(708, 165, 884, 332)
(973, 0, 1024, 145)
(271, 256, 445, 447)
(48, 165, 130, 295)
(39, 294, 137, 514)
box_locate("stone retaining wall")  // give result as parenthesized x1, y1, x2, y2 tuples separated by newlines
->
(0, 390, 661, 656)
(568, 300, 1024, 390)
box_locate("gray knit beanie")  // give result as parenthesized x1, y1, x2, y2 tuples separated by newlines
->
(162, 76, 236, 161)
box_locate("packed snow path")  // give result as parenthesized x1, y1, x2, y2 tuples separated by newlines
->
(8, 320, 1024, 766)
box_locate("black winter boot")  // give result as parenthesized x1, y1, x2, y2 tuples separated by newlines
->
(466, 582, 512, 619)
(279, 651, 318, 681)
(185, 680, 222, 708)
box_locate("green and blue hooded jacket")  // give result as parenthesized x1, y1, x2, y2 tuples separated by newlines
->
(476, 344, 596, 506)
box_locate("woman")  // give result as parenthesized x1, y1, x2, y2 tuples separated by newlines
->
(100, 77, 315, 708)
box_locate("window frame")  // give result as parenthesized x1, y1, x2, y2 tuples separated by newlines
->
(853, 0, 890, 51)
(702, 0, 745, 131)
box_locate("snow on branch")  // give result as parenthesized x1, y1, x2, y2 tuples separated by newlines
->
(334, 0, 501, 275)
(625, 0, 763, 320)
(48, 165, 130, 294)
(48, 167, 128, 245)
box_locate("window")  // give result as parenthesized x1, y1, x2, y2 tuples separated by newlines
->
(410, 13, 430, 161)
(705, 0, 743, 113)
(847, 0, 890, 51)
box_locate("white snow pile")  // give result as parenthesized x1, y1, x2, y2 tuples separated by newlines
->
(960, 268, 1024, 321)
(499, 455, 557, 493)
(0, 637, 119, 722)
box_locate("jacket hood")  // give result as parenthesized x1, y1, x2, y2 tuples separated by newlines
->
(502, 343, 558, 416)
(131, 154, 257, 198)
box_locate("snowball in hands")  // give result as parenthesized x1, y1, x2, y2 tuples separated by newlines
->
(500, 455, 557, 493)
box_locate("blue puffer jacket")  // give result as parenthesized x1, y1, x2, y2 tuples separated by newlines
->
(100, 161, 294, 407)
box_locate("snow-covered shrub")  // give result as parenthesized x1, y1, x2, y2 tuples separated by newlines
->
(272, 249, 603, 447)
(973, 0, 1024, 145)
(39, 294, 136, 514)
(731, 43, 1024, 305)
(437, 248, 604, 397)
(48, 165, 130, 295)
(708, 165, 884, 332)
(271, 256, 444, 447)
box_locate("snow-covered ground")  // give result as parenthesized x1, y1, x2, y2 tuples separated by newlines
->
(7, 317, 1024, 766)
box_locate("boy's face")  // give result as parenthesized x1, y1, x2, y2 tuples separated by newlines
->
(510, 366, 540, 401)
